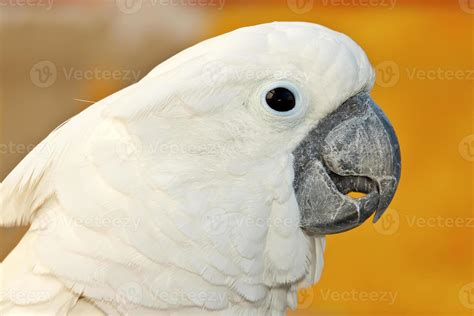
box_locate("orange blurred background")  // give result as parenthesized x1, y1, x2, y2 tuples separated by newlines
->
(0, 0, 472, 315)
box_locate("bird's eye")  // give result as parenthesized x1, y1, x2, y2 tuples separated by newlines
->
(265, 88, 296, 112)
(260, 81, 302, 117)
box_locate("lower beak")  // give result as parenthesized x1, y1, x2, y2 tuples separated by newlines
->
(293, 93, 401, 234)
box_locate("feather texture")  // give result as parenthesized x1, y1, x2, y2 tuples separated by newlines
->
(0, 21, 374, 314)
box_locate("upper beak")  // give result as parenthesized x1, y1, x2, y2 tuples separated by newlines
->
(292, 93, 401, 234)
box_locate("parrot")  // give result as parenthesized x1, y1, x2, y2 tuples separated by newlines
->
(0, 22, 401, 315)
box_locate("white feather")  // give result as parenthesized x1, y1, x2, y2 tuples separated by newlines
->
(1, 21, 374, 314)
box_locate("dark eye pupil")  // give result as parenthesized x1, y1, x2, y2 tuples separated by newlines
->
(265, 87, 296, 112)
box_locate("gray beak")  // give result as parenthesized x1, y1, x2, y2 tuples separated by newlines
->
(293, 93, 401, 234)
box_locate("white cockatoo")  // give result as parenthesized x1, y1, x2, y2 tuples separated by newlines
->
(0, 22, 401, 315)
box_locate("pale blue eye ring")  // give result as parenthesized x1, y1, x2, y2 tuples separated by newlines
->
(261, 81, 303, 117)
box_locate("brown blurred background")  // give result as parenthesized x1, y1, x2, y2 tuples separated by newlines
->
(1, 0, 473, 315)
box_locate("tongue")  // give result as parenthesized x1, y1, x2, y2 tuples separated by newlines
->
(328, 172, 377, 195)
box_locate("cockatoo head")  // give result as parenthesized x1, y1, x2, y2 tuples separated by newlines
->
(0, 21, 402, 314)
(133, 21, 401, 234)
